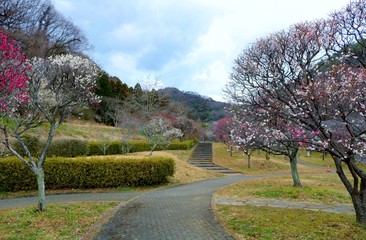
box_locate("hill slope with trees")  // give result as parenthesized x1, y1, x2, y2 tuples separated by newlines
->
(159, 87, 227, 122)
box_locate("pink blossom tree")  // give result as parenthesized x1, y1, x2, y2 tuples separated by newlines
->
(1, 53, 99, 211)
(226, 0, 366, 224)
(213, 117, 234, 155)
(230, 107, 311, 186)
(230, 116, 263, 169)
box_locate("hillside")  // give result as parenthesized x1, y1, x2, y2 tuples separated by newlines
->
(159, 87, 228, 122)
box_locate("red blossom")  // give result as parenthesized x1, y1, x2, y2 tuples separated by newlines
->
(0, 30, 30, 113)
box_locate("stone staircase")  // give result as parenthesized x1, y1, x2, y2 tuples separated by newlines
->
(188, 142, 238, 174)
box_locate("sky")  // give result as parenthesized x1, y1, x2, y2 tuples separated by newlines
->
(53, 0, 350, 101)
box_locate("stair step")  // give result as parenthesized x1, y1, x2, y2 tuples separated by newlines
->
(188, 142, 238, 174)
(189, 162, 212, 164)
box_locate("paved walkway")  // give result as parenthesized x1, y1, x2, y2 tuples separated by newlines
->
(216, 196, 354, 215)
(92, 174, 260, 240)
(0, 192, 141, 209)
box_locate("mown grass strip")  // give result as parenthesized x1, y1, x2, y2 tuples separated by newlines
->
(0, 202, 118, 240)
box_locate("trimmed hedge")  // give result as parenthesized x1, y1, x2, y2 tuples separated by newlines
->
(48, 139, 88, 157)
(87, 139, 196, 155)
(0, 156, 175, 191)
(11, 138, 196, 157)
(87, 141, 121, 155)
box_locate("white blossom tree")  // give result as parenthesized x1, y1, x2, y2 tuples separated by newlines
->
(140, 116, 183, 156)
(1, 54, 99, 211)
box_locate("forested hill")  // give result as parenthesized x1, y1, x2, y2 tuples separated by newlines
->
(159, 87, 227, 122)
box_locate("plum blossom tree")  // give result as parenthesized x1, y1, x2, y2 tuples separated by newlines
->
(213, 117, 234, 155)
(230, 107, 310, 186)
(0, 30, 30, 114)
(230, 116, 263, 169)
(1, 53, 99, 211)
(140, 116, 183, 156)
(226, 0, 366, 224)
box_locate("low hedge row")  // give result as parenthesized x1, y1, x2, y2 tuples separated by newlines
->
(13, 138, 196, 157)
(0, 156, 175, 191)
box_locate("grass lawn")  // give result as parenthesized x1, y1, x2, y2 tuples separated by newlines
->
(214, 142, 366, 239)
(0, 202, 118, 240)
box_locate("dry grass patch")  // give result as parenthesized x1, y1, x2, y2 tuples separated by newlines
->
(0, 202, 118, 240)
(213, 143, 318, 174)
(25, 119, 145, 141)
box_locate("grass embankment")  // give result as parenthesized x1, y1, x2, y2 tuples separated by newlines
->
(213, 142, 366, 239)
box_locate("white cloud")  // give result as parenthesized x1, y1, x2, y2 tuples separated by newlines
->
(53, 0, 351, 101)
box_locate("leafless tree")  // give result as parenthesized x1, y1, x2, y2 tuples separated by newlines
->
(0, 0, 90, 58)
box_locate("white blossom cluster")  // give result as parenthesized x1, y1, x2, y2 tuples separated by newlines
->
(28, 54, 99, 118)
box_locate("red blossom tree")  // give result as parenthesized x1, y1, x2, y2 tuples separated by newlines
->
(0, 30, 30, 113)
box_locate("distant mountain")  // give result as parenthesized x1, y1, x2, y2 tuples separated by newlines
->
(159, 87, 228, 122)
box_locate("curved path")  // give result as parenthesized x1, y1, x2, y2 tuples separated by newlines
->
(93, 174, 260, 240)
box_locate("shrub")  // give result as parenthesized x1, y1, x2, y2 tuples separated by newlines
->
(0, 156, 175, 191)
(48, 139, 88, 157)
(128, 141, 152, 153)
(87, 140, 196, 155)
(165, 140, 196, 150)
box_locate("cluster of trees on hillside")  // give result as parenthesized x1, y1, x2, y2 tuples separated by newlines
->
(159, 87, 228, 122)
(218, 0, 366, 225)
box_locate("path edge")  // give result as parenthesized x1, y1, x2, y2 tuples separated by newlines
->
(80, 194, 143, 240)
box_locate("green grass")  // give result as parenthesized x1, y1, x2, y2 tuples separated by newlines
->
(217, 175, 351, 204)
(298, 150, 335, 167)
(0, 202, 118, 240)
(218, 205, 366, 240)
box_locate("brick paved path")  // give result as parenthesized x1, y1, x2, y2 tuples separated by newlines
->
(94, 174, 259, 240)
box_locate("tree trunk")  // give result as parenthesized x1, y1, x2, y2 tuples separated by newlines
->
(289, 148, 302, 187)
(334, 155, 366, 225)
(36, 168, 46, 211)
(247, 153, 251, 169)
(336, 167, 366, 225)
(147, 143, 157, 156)
(306, 151, 311, 157)
(351, 194, 366, 225)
